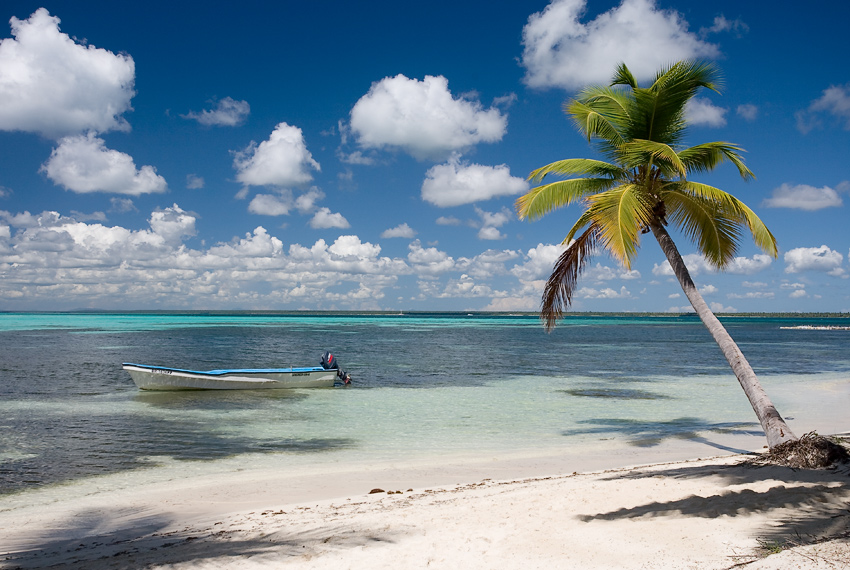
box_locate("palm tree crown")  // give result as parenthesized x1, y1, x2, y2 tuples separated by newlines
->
(517, 60, 776, 331)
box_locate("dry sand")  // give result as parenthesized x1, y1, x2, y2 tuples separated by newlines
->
(2, 439, 849, 570)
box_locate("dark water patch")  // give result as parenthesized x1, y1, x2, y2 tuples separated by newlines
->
(559, 388, 672, 400)
(0, 403, 355, 495)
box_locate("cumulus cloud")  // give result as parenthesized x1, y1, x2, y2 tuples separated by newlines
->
(584, 262, 641, 281)
(182, 97, 250, 127)
(521, 0, 718, 90)
(736, 104, 758, 121)
(653, 253, 771, 276)
(309, 207, 349, 229)
(784, 245, 844, 275)
(233, 122, 320, 188)
(796, 84, 850, 134)
(0, 8, 135, 138)
(421, 153, 529, 207)
(0, 209, 417, 309)
(407, 240, 455, 275)
(576, 285, 631, 299)
(436, 216, 462, 226)
(381, 223, 416, 239)
(40, 133, 167, 195)
(248, 193, 291, 216)
(762, 183, 843, 211)
(349, 74, 507, 160)
(685, 97, 727, 127)
(294, 188, 325, 214)
(510, 243, 564, 281)
(727, 291, 774, 300)
(474, 206, 512, 240)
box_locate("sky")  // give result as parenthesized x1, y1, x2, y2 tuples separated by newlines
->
(0, 0, 848, 313)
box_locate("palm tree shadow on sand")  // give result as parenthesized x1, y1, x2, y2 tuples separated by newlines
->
(578, 452, 850, 562)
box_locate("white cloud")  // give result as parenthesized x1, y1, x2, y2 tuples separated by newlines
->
(736, 104, 758, 121)
(421, 153, 529, 207)
(784, 245, 844, 275)
(762, 183, 843, 211)
(109, 198, 136, 213)
(436, 216, 462, 226)
(186, 174, 205, 189)
(727, 291, 775, 299)
(474, 206, 512, 240)
(685, 97, 727, 127)
(40, 133, 167, 195)
(478, 226, 505, 240)
(510, 243, 564, 281)
(521, 0, 718, 90)
(584, 262, 641, 281)
(381, 223, 416, 239)
(789, 289, 808, 299)
(182, 97, 250, 127)
(699, 15, 749, 37)
(233, 122, 320, 188)
(700, 284, 717, 295)
(796, 84, 850, 134)
(742, 281, 767, 288)
(576, 285, 631, 299)
(309, 207, 350, 229)
(0, 8, 135, 138)
(294, 188, 325, 214)
(349, 74, 507, 160)
(725, 255, 773, 275)
(407, 240, 455, 275)
(653, 253, 771, 276)
(248, 193, 291, 216)
(148, 204, 197, 246)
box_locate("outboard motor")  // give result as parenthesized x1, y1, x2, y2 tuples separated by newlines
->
(321, 351, 351, 385)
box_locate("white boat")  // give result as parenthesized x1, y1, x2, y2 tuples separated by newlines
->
(124, 351, 351, 391)
(122, 363, 340, 390)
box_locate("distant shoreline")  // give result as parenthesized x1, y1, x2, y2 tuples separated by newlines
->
(2, 310, 849, 318)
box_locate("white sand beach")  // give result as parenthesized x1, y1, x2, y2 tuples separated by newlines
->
(3, 434, 849, 570)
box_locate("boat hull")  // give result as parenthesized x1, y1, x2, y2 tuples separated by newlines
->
(122, 363, 338, 390)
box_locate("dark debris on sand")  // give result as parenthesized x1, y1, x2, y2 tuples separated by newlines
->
(748, 432, 850, 469)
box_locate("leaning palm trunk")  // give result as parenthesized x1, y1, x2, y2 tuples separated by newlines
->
(650, 221, 797, 448)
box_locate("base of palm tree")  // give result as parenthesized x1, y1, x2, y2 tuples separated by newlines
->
(747, 432, 849, 469)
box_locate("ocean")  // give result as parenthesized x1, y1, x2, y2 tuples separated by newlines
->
(1, 312, 849, 502)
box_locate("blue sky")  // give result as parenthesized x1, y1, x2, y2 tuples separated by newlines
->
(0, 0, 848, 312)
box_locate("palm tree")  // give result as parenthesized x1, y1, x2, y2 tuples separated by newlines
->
(516, 60, 797, 449)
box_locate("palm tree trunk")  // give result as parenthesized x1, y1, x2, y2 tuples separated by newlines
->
(649, 221, 797, 449)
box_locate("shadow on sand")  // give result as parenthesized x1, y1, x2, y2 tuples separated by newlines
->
(580, 455, 850, 553)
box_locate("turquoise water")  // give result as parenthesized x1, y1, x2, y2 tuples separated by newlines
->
(1, 312, 849, 496)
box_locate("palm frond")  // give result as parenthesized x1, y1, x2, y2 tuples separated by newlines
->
(664, 190, 742, 267)
(678, 142, 754, 180)
(567, 100, 625, 147)
(726, 197, 778, 257)
(541, 223, 599, 331)
(516, 178, 614, 221)
(562, 208, 596, 245)
(611, 62, 638, 89)
(629, 61, 722, 145)
(586, 185, 653, 268)
(620, 139, 686, 177)
(527, 158, 623, 183)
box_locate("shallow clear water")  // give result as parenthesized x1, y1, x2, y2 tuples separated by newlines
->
(1, 312, 849, 496)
